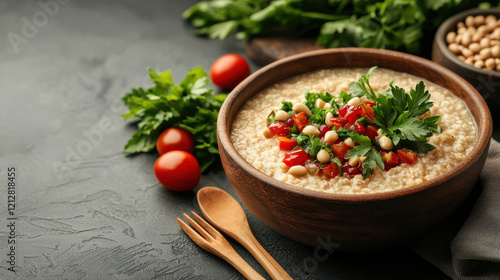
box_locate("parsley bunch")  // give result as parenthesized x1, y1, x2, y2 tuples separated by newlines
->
(122, 67, 227, 172)
(183, 0, 498, 54)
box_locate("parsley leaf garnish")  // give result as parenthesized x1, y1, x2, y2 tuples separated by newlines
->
(122, 67, 227, 172)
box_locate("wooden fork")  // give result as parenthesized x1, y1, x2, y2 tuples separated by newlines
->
(177, 211, 266, 280)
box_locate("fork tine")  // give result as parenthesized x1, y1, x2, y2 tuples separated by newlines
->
(191, 211, 222, 238)
(183, 213, 214, 241)
(176, 217, 205, 244)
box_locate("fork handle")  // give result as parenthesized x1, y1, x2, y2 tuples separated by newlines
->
(221, 250, 266, 280)
(232, 229, 293, 280)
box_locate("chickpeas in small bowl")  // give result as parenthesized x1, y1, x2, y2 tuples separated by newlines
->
(432, 9, 500, 120)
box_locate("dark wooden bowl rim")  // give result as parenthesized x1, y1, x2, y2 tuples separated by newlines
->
(435, 8, 500, 78)
(218, 48, 492, 203)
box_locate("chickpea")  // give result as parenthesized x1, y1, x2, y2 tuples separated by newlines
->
(465, 16, 475, 27)
(325, 112, 334, 127)
(263, 128, 273, 138)
(472, 32, 483, 43)
(474, 60, 485, 68)
(485, 15, 497, 25)
(348, 156, 361, 167)
(293, 103, 311, 116)
(288, 165, 307, 177)
(324, 130, 338, 145)
(457, 21, 465, 29)
(485, 58, 495, 70)
(279, 162, 289, 171)
(491, 28, 500, 40)
(323, 103, 333, 110)
(479, 48, 492, 60)
(458, 55, 466, 61)
(317, 149, 330, 163)
(474, 15, 485, 26)
(464, 56, 474, 65)
(347, 97, 361, 106)
(469, 42, 481, 53)
(448, 43, 460, 54)
(457, 26, 467, 34)
(491, 45, 500, 58)
(461, 47, 473, 58)
(455, 34, 463, 44)
(302, 125, 320, 137)
(344, 137, 355, 148)
(315, 99, 326, 109)
(446, 32, 456, 44)
(495, 58, 500, 64)
(480, 37, 490, 48)
(275, 110, 290, 121)
(379, 135, 393, 150)
(461, 32, 472, 46)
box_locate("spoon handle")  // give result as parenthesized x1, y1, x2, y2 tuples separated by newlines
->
(234, 228, 293, 280)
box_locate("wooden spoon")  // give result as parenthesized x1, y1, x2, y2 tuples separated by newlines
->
(198, 186, 293, 280)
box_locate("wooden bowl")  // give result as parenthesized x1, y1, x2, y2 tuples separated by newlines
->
(217, 48, 492, 251)
(432, 8, 500, 121)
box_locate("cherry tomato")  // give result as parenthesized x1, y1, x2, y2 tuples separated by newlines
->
(154, 151, 201, 192)
(210, 54, 251, 89)
(156, 127, 195, 155)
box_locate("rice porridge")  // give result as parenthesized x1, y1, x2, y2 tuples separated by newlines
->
(230, 68, 477, 194)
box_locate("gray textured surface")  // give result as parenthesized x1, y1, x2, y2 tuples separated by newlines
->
(0, 1, 492, 279)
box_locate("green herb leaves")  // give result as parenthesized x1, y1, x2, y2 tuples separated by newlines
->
(122, 67, 227, 172)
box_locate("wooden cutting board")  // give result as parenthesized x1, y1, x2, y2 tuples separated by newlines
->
(245, 37, 324, 67)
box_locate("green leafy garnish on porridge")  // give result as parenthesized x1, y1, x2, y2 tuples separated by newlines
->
(265, 67, 442, 180)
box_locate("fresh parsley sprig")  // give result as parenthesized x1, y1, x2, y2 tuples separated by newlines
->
(122, 67, 227, 172)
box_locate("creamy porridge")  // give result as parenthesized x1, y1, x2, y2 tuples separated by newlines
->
(230, 68, 477, 194)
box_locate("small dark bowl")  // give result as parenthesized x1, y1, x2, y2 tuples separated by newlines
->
(432, 8, 500, 120)
(217, 48, 492, 251)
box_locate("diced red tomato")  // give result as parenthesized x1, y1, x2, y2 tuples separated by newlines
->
(319, 125, 332, 137)
(341, 161, 362, 177)
(329, 117, 349, 130)
(267, 122, 290, 136)
(292, 112, 310, 132)
(278, 136, 297, 151)
(365, 101, 376, 107)
(305, 160, 321, 175)
(362, 125, 378, 141)
(332, 142, 352, 161)
(345, 105, 363, 125)
(381, 151, 399, 171)
(322, 162, 340, 178)
(350, 121, 366, 134)
(360, 103, 375, 121)
(397, 150, 418, 165)
(339, 104, 350, 117)
(285, 118, 295, 127)
(282, 148, 309, 167)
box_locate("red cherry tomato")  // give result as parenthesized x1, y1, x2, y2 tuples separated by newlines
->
(156, 127, 195, 155)
(210, 54, 251, 89)
(154, 151, 201, 191)
(282, 148, 309, 167)
(267, 122, 290, 136)
(278, 136, 298, 151)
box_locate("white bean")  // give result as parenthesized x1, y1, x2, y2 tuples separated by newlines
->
(448, 43, 460, 54)
(303, 125, 320, 137)
(480, 37, 490, 48)
(317, 149, 330, 163)
(379, 136, 393, 150)
(474, 15, 485, 26)
(461, 32, 471, 46)
(474, 59, 485, 68)
(275, 110, 290, 121)
(485, 58, 495, 70)
(324, 130, 338, 145)
(288, 165, 307, 177)
(344, 137, 355, 148)
(469, 42, 481, 53)
(323, 103, 333, 110)
(347, 97, 361, 106)
(315, 99, 326, 109)
(293, 103, 312, 116)
(465, 16, 475, 27)
(349, 156, 360, 167)
(325, 112, 334, 127)
(492, 45, 500, 58)
(461, 47, 473, 58)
